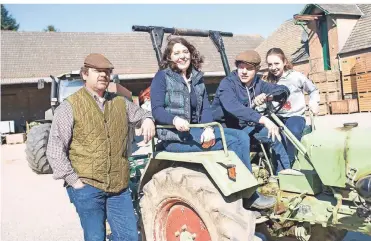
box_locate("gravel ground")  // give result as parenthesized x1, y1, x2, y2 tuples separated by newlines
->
(1, 144, 83, 241)
(1, 113, 371, 241)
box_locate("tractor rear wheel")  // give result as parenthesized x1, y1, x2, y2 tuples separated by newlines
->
(25, 123, 53, 174)
(140, 166, 256, 241)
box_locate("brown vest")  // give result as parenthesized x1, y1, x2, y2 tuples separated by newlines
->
(67, 88, 129, 193)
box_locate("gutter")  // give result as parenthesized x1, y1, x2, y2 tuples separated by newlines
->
(1, 77, 52, 85)
(1, 71, 228, 85)
(116, 71, 227, 80)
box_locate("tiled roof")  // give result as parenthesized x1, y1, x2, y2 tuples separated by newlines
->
(255, 19, 309, 69)
(291, 45, 310, 63)
(1, 31, 264, 83)
(339, 4, 371, 54)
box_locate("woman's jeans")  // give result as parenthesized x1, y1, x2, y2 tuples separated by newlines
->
(280, 116, 306, 165)
(163, 127, 252, 171)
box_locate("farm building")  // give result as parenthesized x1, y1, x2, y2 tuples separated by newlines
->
(256, 4, 371, 115)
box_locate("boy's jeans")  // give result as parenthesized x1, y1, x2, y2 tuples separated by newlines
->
(243, 124, 290, 174)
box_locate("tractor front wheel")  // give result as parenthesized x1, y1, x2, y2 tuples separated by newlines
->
(140, 166, 257, 241)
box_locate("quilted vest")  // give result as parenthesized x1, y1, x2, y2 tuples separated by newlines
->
(67, 88, 129, 193)
(157, 68, 205, 142)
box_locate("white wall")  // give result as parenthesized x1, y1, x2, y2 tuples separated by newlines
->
(337, 18, 359, 52)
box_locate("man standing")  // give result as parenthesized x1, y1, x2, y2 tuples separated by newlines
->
(212, 50, 290, 174)
(46, 53, 155, 241)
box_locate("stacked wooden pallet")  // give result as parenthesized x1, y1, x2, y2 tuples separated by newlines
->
(340, 52, 371, 112)
(306, 71, 342, 115)
(357, 72, 371, 112)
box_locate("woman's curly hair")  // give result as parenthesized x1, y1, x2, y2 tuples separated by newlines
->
(160, 37, 204, 77)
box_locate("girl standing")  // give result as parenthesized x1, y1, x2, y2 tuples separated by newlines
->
(266, 47, 320, 165)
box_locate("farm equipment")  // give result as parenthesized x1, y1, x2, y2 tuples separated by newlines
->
(132, 25, 371, 241)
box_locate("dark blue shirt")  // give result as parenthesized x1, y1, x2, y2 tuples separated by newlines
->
(190, 86, 198, 123)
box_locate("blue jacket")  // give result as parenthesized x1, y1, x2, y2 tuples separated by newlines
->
(211, 70, 289, 129)
(151, 68, 213, 141)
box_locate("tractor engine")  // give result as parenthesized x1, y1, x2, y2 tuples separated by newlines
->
(294, 123, 371, 191)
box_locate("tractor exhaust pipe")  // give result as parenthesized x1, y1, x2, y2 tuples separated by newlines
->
(50, 75, 58, 114)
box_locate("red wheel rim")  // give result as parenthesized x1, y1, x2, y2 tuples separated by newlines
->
(154, 198, 211, 241)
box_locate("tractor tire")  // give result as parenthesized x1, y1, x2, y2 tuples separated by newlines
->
(256, 223, 347, 241)
(140, 166, 256, 241)
(25, 123, 53, 174)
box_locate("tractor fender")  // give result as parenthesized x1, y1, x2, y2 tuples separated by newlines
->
(139, 150, 259, 198)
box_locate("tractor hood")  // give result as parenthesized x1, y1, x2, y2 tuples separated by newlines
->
(296, 124, 371, 188)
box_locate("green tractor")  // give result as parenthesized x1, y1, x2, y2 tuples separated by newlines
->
(131, 26, 371, 241)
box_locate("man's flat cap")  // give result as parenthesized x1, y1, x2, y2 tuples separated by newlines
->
(84, 53, 114, 69)
(235, 50, 261, 66)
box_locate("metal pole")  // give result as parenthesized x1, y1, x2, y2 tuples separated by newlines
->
(270, 113, 308, 157)
(132, 25, 233, 71)
(209, 31, 231, 75)
(149, 27, 164, 68)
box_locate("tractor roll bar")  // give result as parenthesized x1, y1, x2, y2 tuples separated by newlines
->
(132, 25, 233, 37)
(132, 25, 233, 75)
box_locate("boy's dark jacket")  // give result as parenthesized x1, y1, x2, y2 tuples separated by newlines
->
(211, 70, 290, 129)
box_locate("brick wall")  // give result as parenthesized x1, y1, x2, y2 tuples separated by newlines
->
(307, 20, 323, 73)
(293, 62, 311, 76)
(327, 16, 340, 71)
(306, 15, 340, 73)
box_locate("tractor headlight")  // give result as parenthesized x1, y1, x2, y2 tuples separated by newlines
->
(356, 175, 371, 202)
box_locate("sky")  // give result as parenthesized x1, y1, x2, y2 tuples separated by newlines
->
(4, 4, 305, 38)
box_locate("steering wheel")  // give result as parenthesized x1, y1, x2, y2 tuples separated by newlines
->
(252, 89, 289, 115)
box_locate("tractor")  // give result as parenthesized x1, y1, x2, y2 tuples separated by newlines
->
(131, 26, 371, 241)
